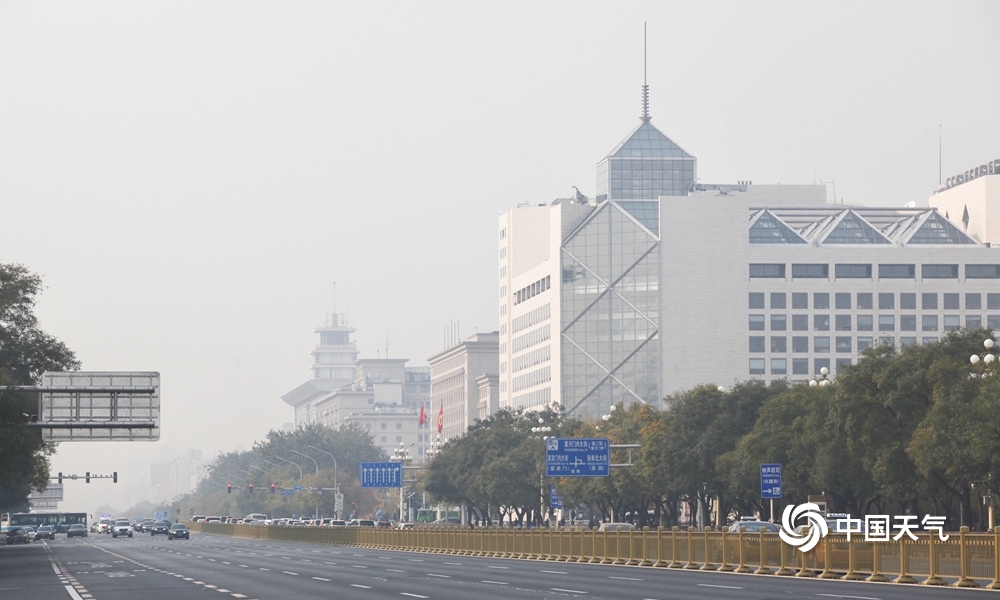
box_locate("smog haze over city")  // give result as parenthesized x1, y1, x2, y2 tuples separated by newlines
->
(1, 0, 997, 514)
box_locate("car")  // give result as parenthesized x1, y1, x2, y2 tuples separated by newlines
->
(167, 523, 190, 540)
(396, 522, 415, 530)
(23, 526, 37, 541)
(728, 518, 779, 533)
(138, 518, 155, 532)
(329, 519, 347, 528)
(377, 520, 393, 528)
(5, 526, 30, 544)
(112, 519, 133, 538)
(35, 525, 56, 541)
(191, 515, 206, 523)
(97, 519, 113, 534)
(597, 522, 633, 532)
(148, 521, 170, 536)
(67, 524, 88, 538)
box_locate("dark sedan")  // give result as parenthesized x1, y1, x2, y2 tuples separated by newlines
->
(5, 526, 30, 544)
(67, 524, 88, 538)
(34, 525, 56, 541)
(167, 523, 190, 540)
(148, 521, 170, 536)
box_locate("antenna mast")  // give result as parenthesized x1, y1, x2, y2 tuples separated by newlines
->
(641, 22, 650, 122)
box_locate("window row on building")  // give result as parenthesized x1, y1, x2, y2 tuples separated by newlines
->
(750, 291, 1000, 311)
(512, 366, 552, 393)
(750, 313, 994, 332)
(513, 387, 551, 410)
(749, 334, 953, 354)
(511, 345, 551, 374)
(514, 275, 552, 305)
(512, 302, 551, 334)
(512, 324, 551, 353)
(750, 263, 1000, 280)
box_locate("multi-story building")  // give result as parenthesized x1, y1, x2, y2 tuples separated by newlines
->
(282, 313, 359, 426)
(499, 85, 1000, 418)
(427, 332, 499, 441)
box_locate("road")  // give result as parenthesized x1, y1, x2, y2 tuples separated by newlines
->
(1, 532, 993, 600)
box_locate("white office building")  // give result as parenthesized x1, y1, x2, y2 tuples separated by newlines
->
(498, 85, 1000, 417)
(428, 332, 500, 441)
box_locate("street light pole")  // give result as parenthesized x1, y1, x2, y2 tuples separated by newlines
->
(275, 456, 303, 478)
(291, 449, 319, 474)
(391, 442, 415, 522)
(306, 445, 338, 494)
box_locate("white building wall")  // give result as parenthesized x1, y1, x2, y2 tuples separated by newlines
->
(662, 186, 1000, 396)
(929, 174, 1000, 245)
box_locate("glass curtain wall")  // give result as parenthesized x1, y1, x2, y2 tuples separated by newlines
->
(560, 200, 660, 420)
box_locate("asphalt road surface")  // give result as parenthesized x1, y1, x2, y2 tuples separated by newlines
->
(1, 531, 993, 600)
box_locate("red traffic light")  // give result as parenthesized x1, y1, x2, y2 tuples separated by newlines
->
(227, 483, 232, 494)
(271, 483, 276, 493)
(248, 483, 254, 493)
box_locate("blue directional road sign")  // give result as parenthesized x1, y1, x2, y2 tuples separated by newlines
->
(360, 461, 402, 488)
(760, 463, 782, 499)
(550, 486, 563, 509)
(280, 489, 295, 496)
(546, 438, 610, 477)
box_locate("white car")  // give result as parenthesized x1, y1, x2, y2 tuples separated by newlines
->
(111, 519, 133, 538)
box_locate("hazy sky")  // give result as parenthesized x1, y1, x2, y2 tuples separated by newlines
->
(2, 1, 997, 513)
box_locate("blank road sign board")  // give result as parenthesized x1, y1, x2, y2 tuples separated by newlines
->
(360, 462, 402, 488)
(40, 371, 160, 442)
(546, 438, 610, 477)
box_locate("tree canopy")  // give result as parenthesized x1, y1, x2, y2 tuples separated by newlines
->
(0, 263, 80, 512)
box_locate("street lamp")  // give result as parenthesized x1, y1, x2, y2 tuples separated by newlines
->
(275, 456, 303, 479)
(291, 449, 319, 474)
(970, 338, 998, 367)
(306, 445, 338, 493)
(391, 442, 415, 522)
(808, 367, 831, 387)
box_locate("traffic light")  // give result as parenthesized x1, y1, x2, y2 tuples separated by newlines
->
(85, 471, 90, 483)
(271, 483, 276, 493)
(248, 483, 254, 494)
(227, 483, 232, 494)
(58, 472, 63, 484)
(113, 471, 118, 484)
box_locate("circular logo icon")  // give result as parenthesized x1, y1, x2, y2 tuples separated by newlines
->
(778, 502, 827, 553)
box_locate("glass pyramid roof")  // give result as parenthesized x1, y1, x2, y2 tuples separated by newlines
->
(749, 210, 806, 244)
(607, 121, 693, 159)
(821, 211, 890, 244)
(615, 201, 659, 236)
(905, 211, 976, 244)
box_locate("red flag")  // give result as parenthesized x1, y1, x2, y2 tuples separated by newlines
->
(437, 403, 444, 433)
(418, 403, 426, 426)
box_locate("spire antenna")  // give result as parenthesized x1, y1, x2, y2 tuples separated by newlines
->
(641, 22, 650, 122)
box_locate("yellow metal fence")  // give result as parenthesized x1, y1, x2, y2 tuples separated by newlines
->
(188, 522, 1000, 588)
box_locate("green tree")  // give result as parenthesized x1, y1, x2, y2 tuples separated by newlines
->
(0, 264, 80, 512)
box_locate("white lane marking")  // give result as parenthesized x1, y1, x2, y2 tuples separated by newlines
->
(231, 594, 247, 598)
(401, 594, 428, 599)
(283, 571, 299, 575)
(52, 562, 61, 575)
(387, 568, 406, 573)
(610, 576, 643, 581)
(325, 562, 338, 565)
(408, 558, 425, 562)
(217, 590, 231, 593)
(444, 562, 462, 565)
(552, 589, 587, 594)
(221, 561, 231, 565)
(64, 586, 85, 600)
(313, 577, 331, 582)
(817, 596, 880, 600)
(259, 568, 270, 571)
(487, 565, 510, 569)
(482, 580, 509, 585)
(698, 584, 743, 589)
(541, 570, 567, 574)
(238, 564, 248, 568)
(352, 565, 368, 569)
(427, 573, 451, 578)
(352, 584, 372, 589)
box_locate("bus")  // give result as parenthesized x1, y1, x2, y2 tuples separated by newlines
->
(1, 512, 88, 533)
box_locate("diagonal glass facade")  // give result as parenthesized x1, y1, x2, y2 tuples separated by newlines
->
(560, 201, 660, 420)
